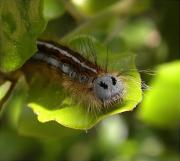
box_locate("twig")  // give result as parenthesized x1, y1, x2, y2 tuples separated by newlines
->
(0, 71, 21, 109)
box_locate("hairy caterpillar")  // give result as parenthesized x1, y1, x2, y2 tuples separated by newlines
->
(26, 40, 126, 110)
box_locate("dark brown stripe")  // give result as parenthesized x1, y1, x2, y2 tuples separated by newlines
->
(36, 40, 102, 77)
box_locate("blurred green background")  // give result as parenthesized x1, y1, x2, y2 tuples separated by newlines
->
(0, 0, 180, 161)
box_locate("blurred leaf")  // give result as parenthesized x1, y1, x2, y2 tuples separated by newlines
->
(107, 36, 128, 54)
(18, 106, 81, 138)
(97, 116, 128, 150)
(118, 140, 139, 160)
(0, 127, 40, 161)
(41, 13, 77, 39)
(27, 35, 142, 130)
(132, 0, 151, 14)
(138, 61, 180, 128)
(1, 76, 28, 128)
(154, 0, 180, 60)
(43, 0, 65, 21)
(71, 0, 119, 16)
(0, 0, 46, 72)
(120, 19, 155, 49)
(0, 76, 79, 139)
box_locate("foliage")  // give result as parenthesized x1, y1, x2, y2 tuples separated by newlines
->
(0, 0, 46, 72)
(138, 61, 180, 128)
(0, 0, 142, 130)
(0, 0, 179, 161)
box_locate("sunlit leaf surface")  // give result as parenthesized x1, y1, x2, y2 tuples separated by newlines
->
(28, 36, 142, 130)
(138, 61, 180, 128)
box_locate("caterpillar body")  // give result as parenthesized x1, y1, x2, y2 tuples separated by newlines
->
(28, 40, 125, 109)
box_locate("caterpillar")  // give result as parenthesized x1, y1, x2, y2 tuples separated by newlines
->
(26, 39, 125, 110)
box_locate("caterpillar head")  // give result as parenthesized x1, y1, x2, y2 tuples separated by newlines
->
(93, 74, 124, 106)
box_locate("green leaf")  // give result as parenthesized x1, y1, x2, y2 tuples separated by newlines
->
(138, 61, 180, 129)
(18, 106, 82, 138)
(71, 0, 119, 16)
(43, 0, 65, 21)
(0, 0, 46, 72)
(120, 19, 154, 49)
(27, 35, 142, 130)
